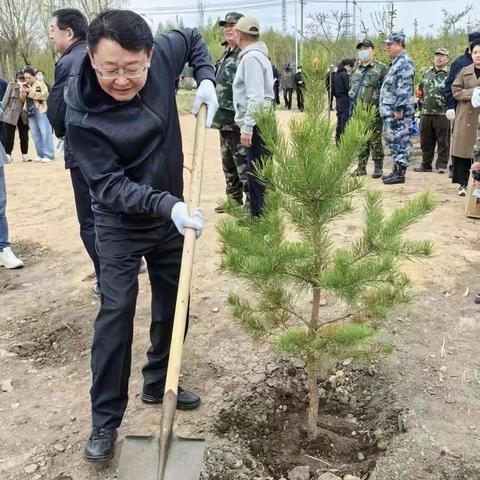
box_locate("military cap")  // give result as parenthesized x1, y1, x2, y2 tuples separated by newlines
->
(384, 33, 406, 45)
(234, 16, 260, 36)
(434, 47, 449, 56)
(356, 39, 374, 49)
(219, 12, 244, 26)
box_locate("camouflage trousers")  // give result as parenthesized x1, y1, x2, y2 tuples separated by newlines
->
(358, 118, 385, 171)
(219, 129, 248, 204)
(383, 116, 412, 167)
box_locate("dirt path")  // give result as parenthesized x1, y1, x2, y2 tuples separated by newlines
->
(0, 111, 479, 480)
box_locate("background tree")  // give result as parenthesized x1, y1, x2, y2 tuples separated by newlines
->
(217, 52, 436, 439)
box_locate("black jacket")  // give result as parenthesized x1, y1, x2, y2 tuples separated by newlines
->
(47, 40, 87, 169)
(0, 77, 7, 102)
(65, 28, 215, 229)
(443, 49, 472, 110)
(334, 69, 350, 110)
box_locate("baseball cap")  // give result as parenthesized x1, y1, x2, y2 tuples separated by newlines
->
(384, 33, 406, 45)
(219, 12, 244, 26)
(234, 16, 260, 36)
(356, 39, 374, 49)
(434, 47, 449, 56)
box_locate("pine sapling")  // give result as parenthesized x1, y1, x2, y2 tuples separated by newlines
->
(217, 53, 436, 439)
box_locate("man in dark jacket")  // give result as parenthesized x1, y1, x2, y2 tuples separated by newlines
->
(294, 65, 305, 111)
(334, 58, 354, 142)
(65, 10, 218, 463)
(47, 8, 101, 295)
(0, 77, 7, 101)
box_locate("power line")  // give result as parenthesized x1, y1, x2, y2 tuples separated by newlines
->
(135, 0, 459, 12)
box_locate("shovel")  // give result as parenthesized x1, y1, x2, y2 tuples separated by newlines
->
(118, 104, 208, 480)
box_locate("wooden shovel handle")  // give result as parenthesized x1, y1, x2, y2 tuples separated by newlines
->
(164, 104, 207, 396)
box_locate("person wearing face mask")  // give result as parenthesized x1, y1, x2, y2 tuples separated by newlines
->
(414, 48, 450, 174)
(294, 65, 305, 111)
(334, 58, 354, 142)
(349, 39, 387, 178)
(36, 70, 51, 93)
(19, 67, 55, 162)
(379, 33, 415, 185)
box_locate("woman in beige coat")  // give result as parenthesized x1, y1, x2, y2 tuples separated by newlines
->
(1, 70, 30, 163)
(451, 42, 480, 195)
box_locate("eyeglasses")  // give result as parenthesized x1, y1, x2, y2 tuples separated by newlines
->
(95, 65, 149, 80)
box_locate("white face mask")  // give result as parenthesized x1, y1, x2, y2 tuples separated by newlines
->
(36, 73, 44, 82)
(358, 50, 370, 62)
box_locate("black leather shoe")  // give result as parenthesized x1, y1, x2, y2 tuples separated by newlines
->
(414, 165, 432, 172)
(141, 387, 201, 410)
(84, 427, 118, 463)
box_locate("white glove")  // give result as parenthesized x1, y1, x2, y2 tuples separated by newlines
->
(171, 202, 204, 238)
(472, 87, 480, 108)
(445, 109, 455, 121)
(192, 79, 219, 128)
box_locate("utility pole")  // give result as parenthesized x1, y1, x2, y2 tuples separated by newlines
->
(352, 0, 357, 38)
(295, 0, 299, 68)
(282, 0, 287, 34)
(299, 0, 304, 63)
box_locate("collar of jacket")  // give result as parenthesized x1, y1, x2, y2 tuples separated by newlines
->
(390, 51, 407, 66)
(56, 39, 87, 65)
(461, 63, 478, 76)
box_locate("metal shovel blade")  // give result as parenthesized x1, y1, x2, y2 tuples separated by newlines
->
(118, 434, 206, 480)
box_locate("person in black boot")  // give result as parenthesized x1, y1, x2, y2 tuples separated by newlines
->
(65, 10, 218, 463)
(379, 34, 415, 185)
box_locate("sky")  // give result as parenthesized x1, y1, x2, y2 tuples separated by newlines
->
(128, 0, 480, 38)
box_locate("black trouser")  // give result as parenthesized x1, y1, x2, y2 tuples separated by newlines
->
(296, 86, 304, 111)
(283, 88, 293, 109)
(420, 114, 449, 169)
(335, 105, 349, 143)
(451, 156, 472, 187)
(69, 167, 100, 282)
(247, 127, 268, 217)
(91, 222, 185, 428)
(0, 119, 29, 155)
(274, 83, 280, 105)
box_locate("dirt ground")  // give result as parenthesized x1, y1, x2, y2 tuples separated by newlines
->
(1, 110, 480, 480)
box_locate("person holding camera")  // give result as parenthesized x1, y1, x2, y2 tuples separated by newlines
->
(20, 67, 55, 162)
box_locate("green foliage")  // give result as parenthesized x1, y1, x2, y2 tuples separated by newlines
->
(217, 50, 436, 402)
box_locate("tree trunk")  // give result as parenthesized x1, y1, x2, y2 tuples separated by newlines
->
(306, 288, 321, 439)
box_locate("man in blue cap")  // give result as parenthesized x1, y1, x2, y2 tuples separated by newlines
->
(379, 33, 415, 185)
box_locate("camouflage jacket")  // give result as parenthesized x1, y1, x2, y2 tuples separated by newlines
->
(379, 51, 415, 118)
(212, 46, 241, 130)
(418, 66, 448, 116)
(349, 60, 387, 108)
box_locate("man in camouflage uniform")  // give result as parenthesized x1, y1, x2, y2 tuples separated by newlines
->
(379, 33, 415, 185)
(211, 12, 248, 212)
(349, 39, 387, 178)
(414, 48, 450, 174)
